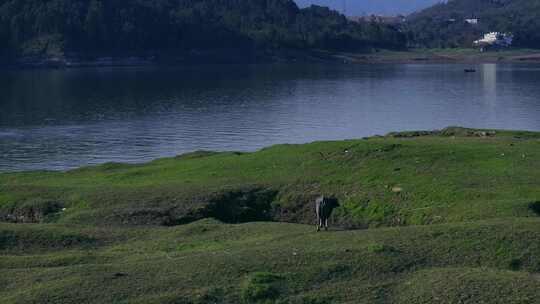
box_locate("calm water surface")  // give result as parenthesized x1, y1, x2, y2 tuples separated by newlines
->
(1, 63, 539, 171)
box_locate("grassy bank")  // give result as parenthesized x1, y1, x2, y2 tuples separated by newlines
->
(2, 218, 540, 303)
(1, 127, 540, 303)
(2, 127, 539, 228)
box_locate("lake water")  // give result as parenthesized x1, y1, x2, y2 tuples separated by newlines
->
(1, 63, 540, 172)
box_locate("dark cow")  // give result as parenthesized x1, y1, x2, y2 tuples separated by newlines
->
(315, 196, 340, 232)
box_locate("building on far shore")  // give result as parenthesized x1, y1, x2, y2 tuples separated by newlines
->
(465, 18, 479, 25)
(474, 32, 513, 52)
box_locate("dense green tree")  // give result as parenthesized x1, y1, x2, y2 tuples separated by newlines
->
(85, 0, 106, 49)
(0, 0, 406, 59)
(0, 10, 8, 55)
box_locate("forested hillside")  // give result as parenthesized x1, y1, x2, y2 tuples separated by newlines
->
(0, 0, 406, 60)
(406, 0, 540, 48)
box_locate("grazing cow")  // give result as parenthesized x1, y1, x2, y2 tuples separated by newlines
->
(315, 196, 340, 232)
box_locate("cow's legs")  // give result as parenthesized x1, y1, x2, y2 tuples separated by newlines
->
(317, 218, 321, 232)
(325, 219, 329, 231)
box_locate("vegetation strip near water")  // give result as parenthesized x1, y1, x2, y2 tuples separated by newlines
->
(1, 127, 540, 303)
(338, 48, 540, 64)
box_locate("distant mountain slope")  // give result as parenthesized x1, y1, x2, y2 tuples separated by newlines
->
(406, 0, 540, 48)
(0, 0, 406, 61)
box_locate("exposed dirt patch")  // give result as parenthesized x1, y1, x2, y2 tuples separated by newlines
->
(528, 201, 540, 216)
(175, 150, 221, 160)
(387, 127, 497, 139)
(113, 207, 205, 226)
(387, 131, 437, 138)
(110, 188, 279, 226)
(439, 127, 496, 138)
(0, 199, 64, 223)
(204, 188, 279, 223)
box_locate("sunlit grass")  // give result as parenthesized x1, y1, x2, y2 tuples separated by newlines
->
(1, 127, 540, 303)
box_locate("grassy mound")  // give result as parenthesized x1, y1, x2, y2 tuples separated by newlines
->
(395, 267, 540, 304)
(0, 224, 99, 254)
(1, 219, 540, 303)
(1, 127, 539, 228)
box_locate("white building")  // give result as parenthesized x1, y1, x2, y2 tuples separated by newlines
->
(474, 32, 513, 49)
(465, 18, 478, 25)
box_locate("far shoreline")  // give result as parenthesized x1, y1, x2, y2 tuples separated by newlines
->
(334, 48, 540, 64)
(2, 48, 540, 70)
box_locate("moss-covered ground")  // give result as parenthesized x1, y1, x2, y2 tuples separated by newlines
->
(1, 127, 540, 303)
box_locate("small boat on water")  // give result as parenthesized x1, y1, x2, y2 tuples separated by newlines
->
(464, 68, 477, 73)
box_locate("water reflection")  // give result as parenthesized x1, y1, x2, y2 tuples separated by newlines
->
(1, 63, 540, 171)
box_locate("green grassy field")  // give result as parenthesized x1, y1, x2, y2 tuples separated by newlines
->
(1, 127, 540, 303)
